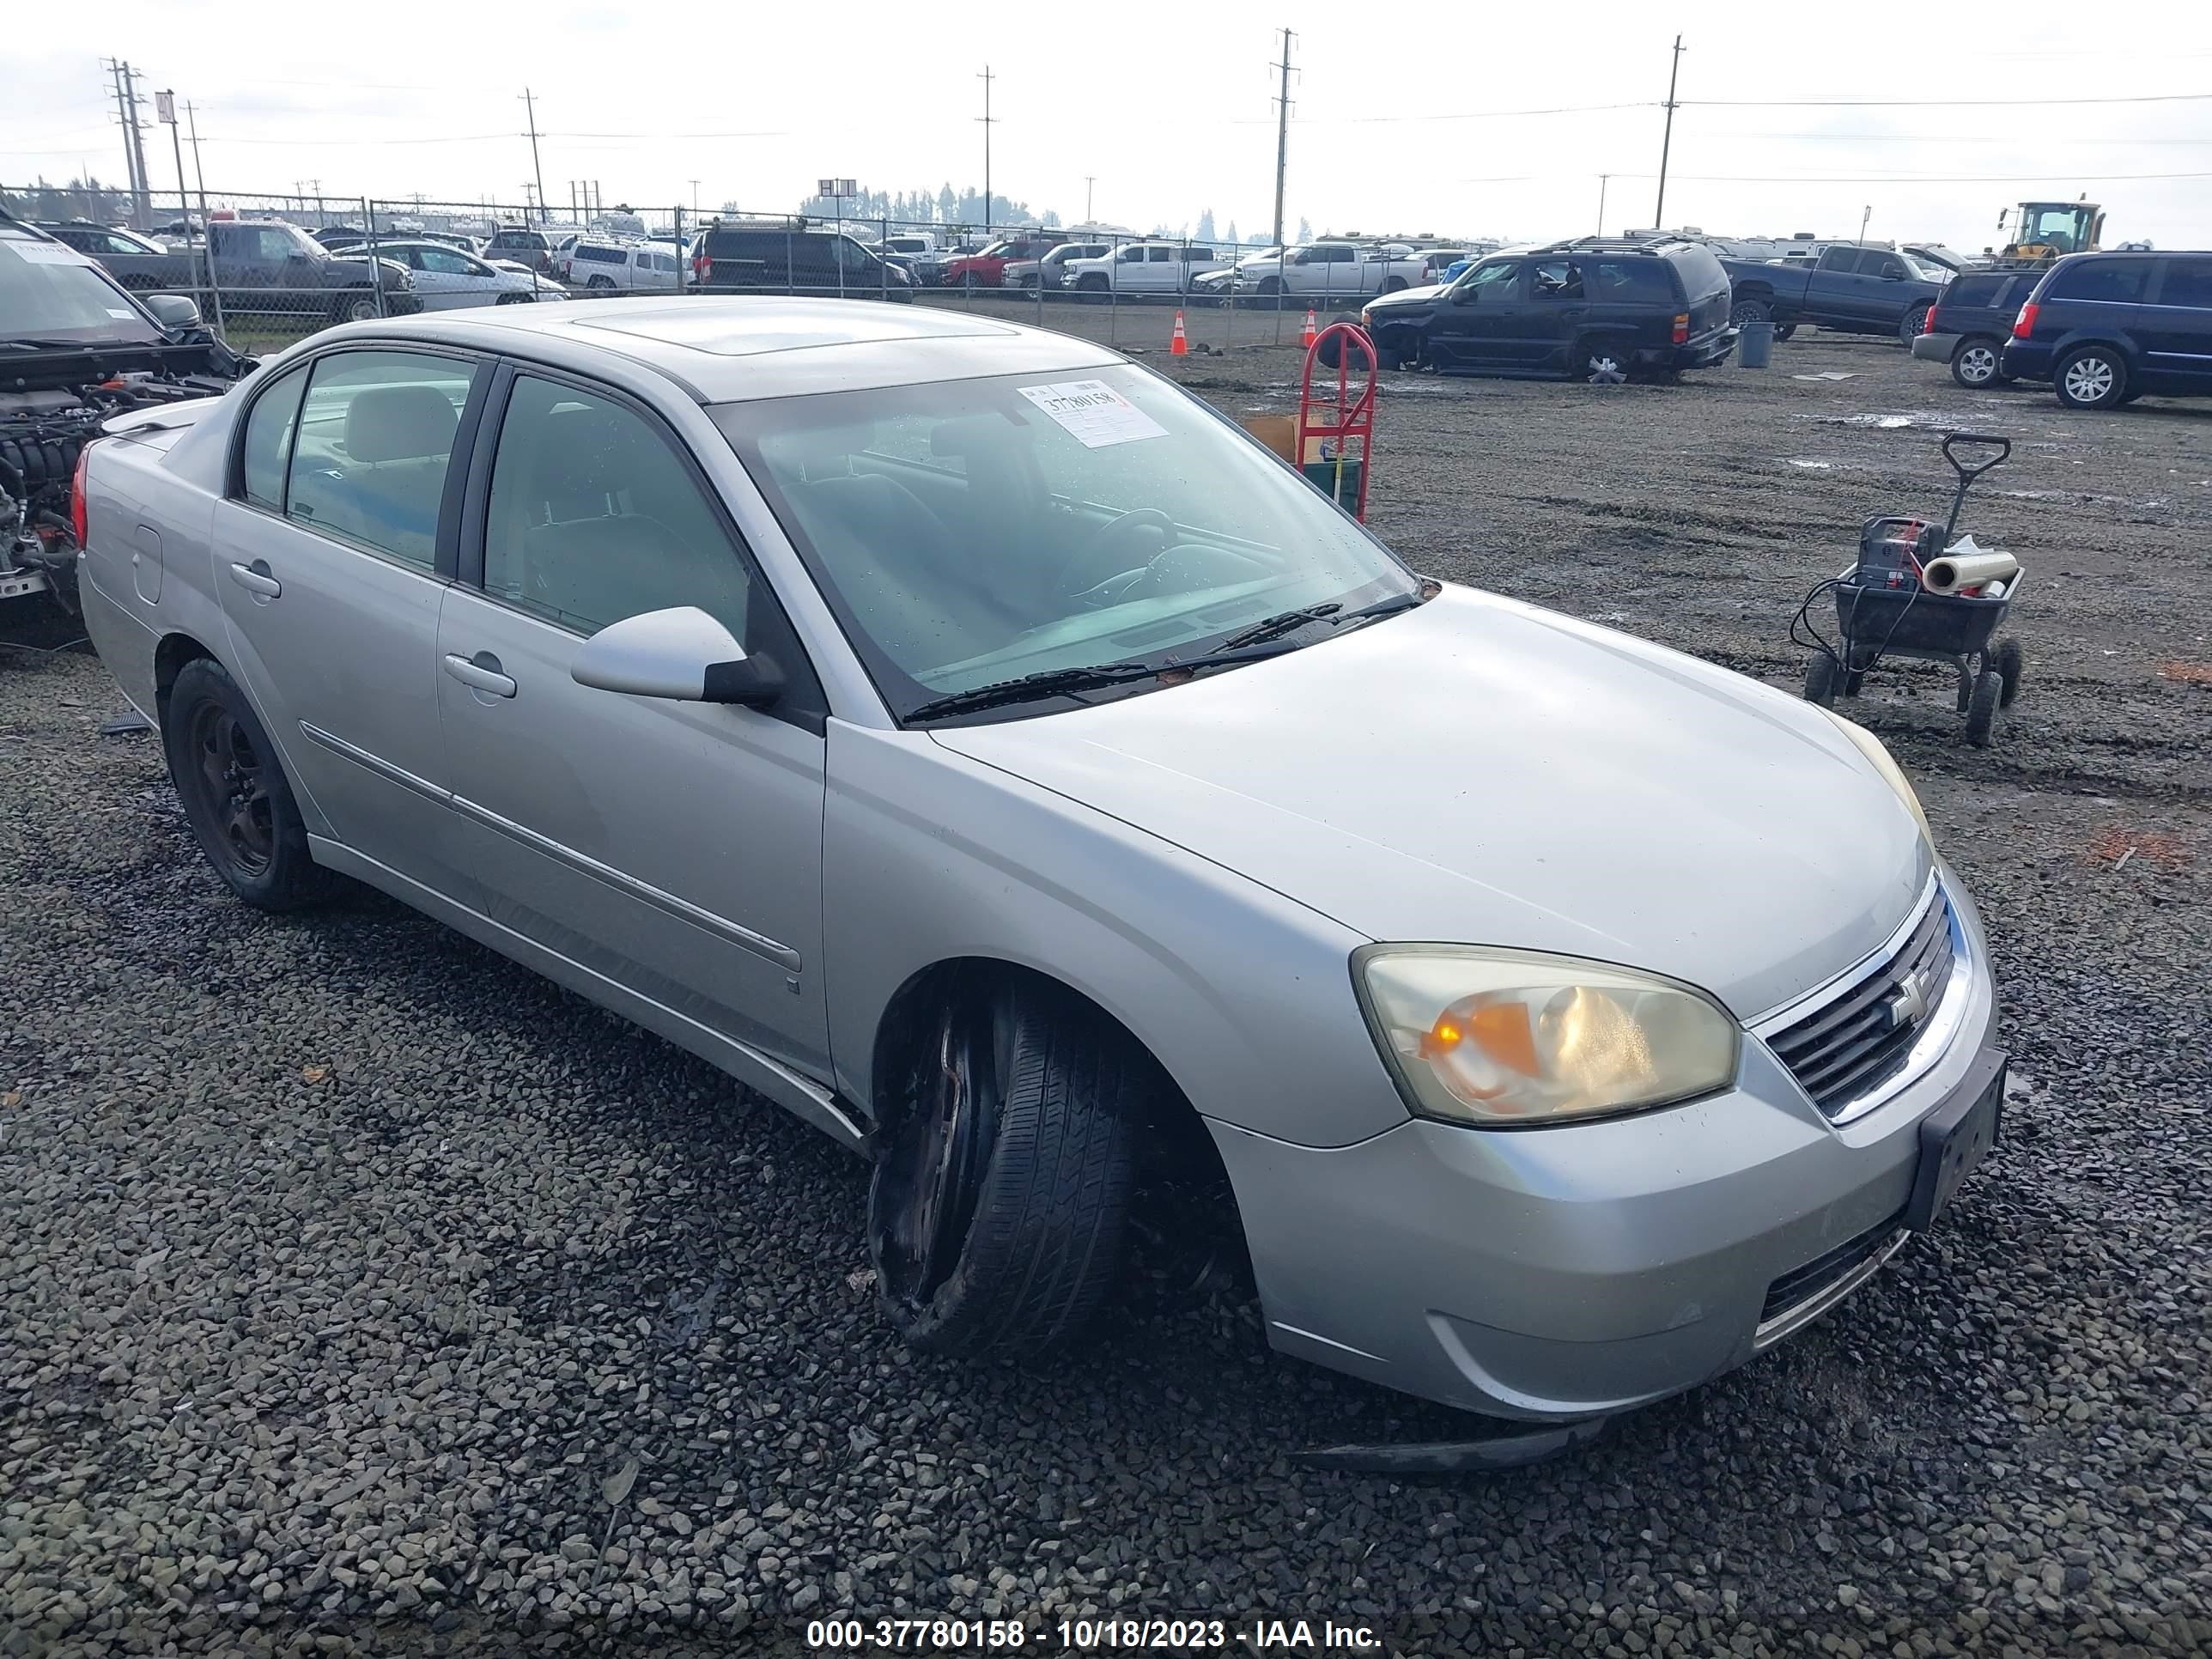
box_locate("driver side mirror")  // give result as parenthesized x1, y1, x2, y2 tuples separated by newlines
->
(1449, 283, 1478, 304)
(143, 292, 202, 329)
(570, 605, 782, 708)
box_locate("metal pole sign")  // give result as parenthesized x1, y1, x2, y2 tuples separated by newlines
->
(154, 89, 176, 125)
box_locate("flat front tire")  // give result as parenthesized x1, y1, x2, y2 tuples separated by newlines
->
(869, 978, 1138, 1359)
(163, 657, 337, 911)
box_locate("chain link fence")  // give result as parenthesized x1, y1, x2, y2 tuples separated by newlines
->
(4, 180, 1481, 360)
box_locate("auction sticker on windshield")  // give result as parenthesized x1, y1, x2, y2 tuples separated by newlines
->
(1018, 380, 1168, 448)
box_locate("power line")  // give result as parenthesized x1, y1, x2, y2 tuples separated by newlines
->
(1460, 168, 2212, 184)
(1682, 91, 2212, 108)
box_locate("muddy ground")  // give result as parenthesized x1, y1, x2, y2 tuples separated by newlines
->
(1, 323, 2207, 1657)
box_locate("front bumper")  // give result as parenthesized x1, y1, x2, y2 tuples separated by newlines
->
(1912, 331, 1961, 363)
(1210, 866, 2000, 1420)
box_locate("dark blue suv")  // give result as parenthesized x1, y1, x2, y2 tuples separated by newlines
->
(2002, 251, 2212, 410)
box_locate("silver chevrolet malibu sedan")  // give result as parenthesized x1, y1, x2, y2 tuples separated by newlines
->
(76, 299, 2002, 1425)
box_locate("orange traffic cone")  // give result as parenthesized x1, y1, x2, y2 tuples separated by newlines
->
(1170, 310, 1188, 356)
(1301, 307, 1318, 349)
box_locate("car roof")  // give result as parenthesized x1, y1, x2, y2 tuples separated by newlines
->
(315, 296, 1124, 404)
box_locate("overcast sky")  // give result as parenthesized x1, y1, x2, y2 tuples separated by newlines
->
(9, 0, 2210, 251)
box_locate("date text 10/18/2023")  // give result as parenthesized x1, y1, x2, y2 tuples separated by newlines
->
(805, 1617, 1385, 1653)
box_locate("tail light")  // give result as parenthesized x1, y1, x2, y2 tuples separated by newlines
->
(694, 253, 712, 282)
(70, 441, 92, 548)
(1672, 313, 1689, 344)
(1922, 305, 1939, 334)
(2013, 302, 2039, 339)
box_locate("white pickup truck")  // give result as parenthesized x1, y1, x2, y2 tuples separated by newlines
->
(1227, 240, 1433, 301)
(1060, 241, 1230, 298)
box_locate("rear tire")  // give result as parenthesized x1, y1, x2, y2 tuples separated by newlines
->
(869, 977, 1138, 1358)
(1899, 304, 1933, 345)
(1774, 323, 1798, 342)
(1950, 338, 2002, 389)
(1730, 297, 1772, 328)
(1380, 276, 1408, 293)
(1965, 667, 2001, 747)
(1579, 335, 1626, 385)
(330, 289, 379, 325)
(586, 274, 615, 291)
(162, 658, 338, 912)
(2054, 346, 2125, 410)
(1804, 653, 1839, 707)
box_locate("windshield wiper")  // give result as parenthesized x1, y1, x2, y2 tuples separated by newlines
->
(906, 641, 1298, 721)
(1332, 588, 1432, 632)
(1215, 602, 1342, 651)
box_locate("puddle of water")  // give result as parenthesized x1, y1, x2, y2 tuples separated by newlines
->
(1788, 459, 1834, 470)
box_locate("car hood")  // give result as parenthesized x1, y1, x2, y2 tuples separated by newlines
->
(1369, 283, 1446, 313)
(931, 586, 1930, 1019)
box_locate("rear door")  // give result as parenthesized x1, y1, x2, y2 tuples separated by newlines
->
(2142, 257, 2212, 392)
(212, 344, 483, 892)
(1522, 257, 1592, 371)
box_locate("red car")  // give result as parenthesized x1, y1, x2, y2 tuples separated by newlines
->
(939, 230, 1067, 289)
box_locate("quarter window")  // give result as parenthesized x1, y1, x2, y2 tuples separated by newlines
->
(2158, 258, 2212, 309)
(284, 349, 473, 570)
(483, 376, 750, 640)
(239, 364, 309, 510)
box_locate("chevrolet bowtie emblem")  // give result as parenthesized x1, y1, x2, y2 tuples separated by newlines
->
(1886, 970, 1931, 1029)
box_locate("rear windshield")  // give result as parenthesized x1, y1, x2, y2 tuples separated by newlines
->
(2046, 258, 2149, 304)
(1944, 273, 2009, 307)
(1666, 246, 1725, 300)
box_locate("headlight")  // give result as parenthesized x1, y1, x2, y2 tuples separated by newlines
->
(1821, 708, 1933, 846)
(1359, 307, 1373, 328)
(1353, 945, 1739, 1127)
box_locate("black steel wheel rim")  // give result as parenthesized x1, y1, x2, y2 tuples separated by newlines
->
(877, 997, 1010, 1308)
(191, 703, 276, 878)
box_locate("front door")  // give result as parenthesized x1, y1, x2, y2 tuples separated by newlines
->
(211, 344, 481, 892)
(1425, 258, 1523, 370)
(434, 368, 831, 1076)
(404, 246, 471, 309)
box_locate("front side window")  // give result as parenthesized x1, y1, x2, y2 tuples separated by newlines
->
(483, 376, 750, 639)
(718, 366, 1416, 721)
(284, 349, 473, 569)
(1453, 258, 1521, 299)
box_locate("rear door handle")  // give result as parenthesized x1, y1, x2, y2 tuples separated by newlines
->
(228, 559, 280, 599)
(442, 652, 517, 698)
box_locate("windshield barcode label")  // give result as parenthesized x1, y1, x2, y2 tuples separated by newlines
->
(1018, 380, 1169, 448)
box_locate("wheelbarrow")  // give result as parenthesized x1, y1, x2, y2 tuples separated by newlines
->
(1796, 433, 2026, 748)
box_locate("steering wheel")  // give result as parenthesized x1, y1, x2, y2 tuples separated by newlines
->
(1056, 507, 1176, 599)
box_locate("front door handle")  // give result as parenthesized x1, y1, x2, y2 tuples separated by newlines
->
(228, 559, 280, 599)
(442, 651, 517, 698)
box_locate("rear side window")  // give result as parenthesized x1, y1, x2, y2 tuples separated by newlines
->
(2048, 259, 2149, 304)
(285, 349, 473, 570)
(1946, 274, 2008, 307)
(1668, 246, 1726, 300)
(1591, 258, 1679, 303)
(575, 245, 624, 264)
(239, 365, 309, 510)
(2157, 258, 2212, 309)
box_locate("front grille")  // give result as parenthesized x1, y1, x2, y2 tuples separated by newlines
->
(1769, 890, 1955, 1118)
(1759, 1209, 1906, 1325)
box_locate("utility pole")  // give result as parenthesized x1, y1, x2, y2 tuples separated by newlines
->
(689, 179, 700, 213)
(122, 62, 154, 230)
(1597, 174, 1610, 235)
(1270, 28, 1295, 252)
(976, 65, 996, 234)
(1858, 204, 1872, 245)
(521, 88, 549, 223)
(1084, 176, 1095, 224)
(183, 100, 222, 334)
(101, 60, 143, 227)
(1652, 34, 1685, 232)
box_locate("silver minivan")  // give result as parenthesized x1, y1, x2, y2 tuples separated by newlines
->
(76, 300, 2002, 1427)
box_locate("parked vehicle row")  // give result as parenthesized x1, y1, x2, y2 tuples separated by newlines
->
(37, 216, 420, 325)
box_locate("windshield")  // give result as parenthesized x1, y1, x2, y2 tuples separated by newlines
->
(715, 365, 1415, 722)
(0, 236, 161, 344)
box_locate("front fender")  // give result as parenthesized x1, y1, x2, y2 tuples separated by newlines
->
(821, 722, 1406, 1150)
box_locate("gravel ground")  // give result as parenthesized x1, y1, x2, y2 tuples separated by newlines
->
(3, 331, 2209, 1659)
